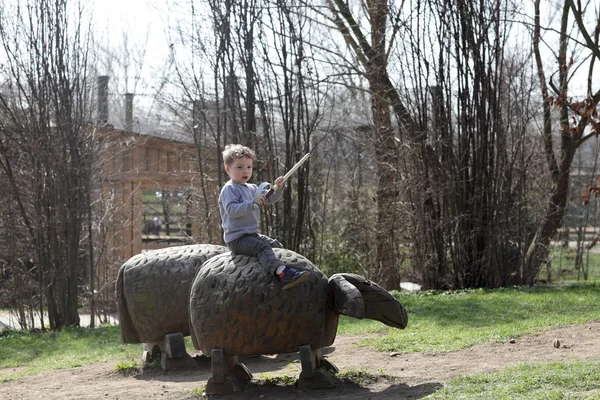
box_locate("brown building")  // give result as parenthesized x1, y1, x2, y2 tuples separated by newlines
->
(93, 127, 221, 306)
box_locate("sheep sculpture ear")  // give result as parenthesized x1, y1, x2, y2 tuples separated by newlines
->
(329, 274, 366, 319)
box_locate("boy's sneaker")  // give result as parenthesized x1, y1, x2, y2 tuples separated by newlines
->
(279, 266, 310, 290)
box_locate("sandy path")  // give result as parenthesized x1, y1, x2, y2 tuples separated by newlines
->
(2, 321, 599, 399)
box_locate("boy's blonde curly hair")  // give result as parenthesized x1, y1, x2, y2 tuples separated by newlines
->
(222, 144, 256, 167)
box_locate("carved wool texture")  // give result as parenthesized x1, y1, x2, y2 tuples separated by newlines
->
(190, 249, 338, 356)
(118, 244, 227, 343)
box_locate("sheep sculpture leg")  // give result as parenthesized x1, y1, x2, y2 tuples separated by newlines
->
(142, 341, 162, 364)
(142, 333, 197, 370)
(298, 345, 337, 389)
(206, 348, 253, 395)
(137, 332, 199, 370)
(161, 333, 198, 370)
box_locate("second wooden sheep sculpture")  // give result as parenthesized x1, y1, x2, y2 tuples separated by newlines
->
(116, 244, 227, 369)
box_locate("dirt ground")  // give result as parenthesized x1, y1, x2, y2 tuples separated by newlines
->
(2, 321, 600, 400)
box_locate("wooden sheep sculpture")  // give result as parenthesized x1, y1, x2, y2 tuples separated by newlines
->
(116, 244, 227, 369)
(189, 248, 408, 394)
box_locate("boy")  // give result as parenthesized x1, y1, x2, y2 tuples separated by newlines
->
(218, 144, 309, 289)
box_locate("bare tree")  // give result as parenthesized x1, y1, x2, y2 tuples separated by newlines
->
(160, 0, 324, 253)
(138, 0, 599, 291)
(320, 0, 419, 289)
(406, 0, 544, 288)
(311, 0, 545, 289)
(526, 0, 600, 283)
(258, 1, 324, 253)
(0, 0, 95, 329)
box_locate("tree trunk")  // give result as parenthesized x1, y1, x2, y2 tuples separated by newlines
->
(523, 158, 573, 284)
(370, 72, 400, 289)
(368, 0, 400, 289)
(326, 0, 419, 289)
(525, 0, 599, 284)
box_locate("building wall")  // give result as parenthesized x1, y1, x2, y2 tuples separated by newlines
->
(95, 128, 221, 305)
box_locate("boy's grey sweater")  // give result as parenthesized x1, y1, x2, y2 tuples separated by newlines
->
(219, 180, 283, 243)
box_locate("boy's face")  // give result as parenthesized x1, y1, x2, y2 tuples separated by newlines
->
(225, 156, 253, 184)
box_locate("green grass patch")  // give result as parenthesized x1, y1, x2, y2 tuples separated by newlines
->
(546, 246, 600, 282)
(427, 360, 600, 399)
(257, 373, 297, 386)
(114, 358, 139, 372)
(188, 386, 206, 396)
(0, 325, 141, 382)
(335, 367, 399, 386)
(338, 282, 600, 353)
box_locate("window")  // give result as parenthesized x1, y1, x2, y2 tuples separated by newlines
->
(142, 189, 192, 243)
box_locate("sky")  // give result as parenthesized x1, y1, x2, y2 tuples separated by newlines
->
(58, 0, 600, 132)
(92, 1, 600, 93)
(90, 0, 175, 131)
(93, 0, 168, 67)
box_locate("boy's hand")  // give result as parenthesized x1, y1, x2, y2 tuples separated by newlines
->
(254, 194, 266, 206)
(274, 176, 285, 190)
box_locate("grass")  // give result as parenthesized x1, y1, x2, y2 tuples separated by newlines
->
(114, 358, 139, 372)
(188, 386, 206, 396)
(547, 246, 600, 282)
(0, 325, 141, 382)
(257, 373, 297, 386)
(335, 367, 399, 386)
(2, 282, 600, 398)
(338, 282, 600, 353)
(427, 360, 600, 399)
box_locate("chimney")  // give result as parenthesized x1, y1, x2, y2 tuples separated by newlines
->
(97, 76, 109, 125)
(125, 93, 134, 131)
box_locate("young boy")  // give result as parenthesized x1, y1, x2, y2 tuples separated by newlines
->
(218, 144, 309, 289)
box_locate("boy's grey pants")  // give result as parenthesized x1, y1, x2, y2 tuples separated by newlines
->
(227, 233, 283, 275)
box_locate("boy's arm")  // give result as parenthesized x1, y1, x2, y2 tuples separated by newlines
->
(221, 186, 257, 218)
